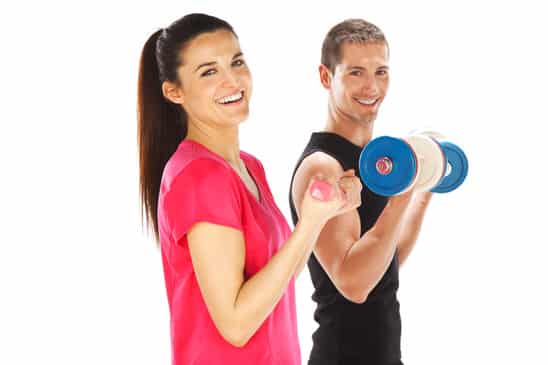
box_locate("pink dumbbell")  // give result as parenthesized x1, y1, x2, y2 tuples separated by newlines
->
(309, 180, 333, 202)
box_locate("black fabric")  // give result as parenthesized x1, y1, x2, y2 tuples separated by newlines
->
(289, 132, 403, 365)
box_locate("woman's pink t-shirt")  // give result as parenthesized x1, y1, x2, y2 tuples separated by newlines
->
(157, 139, 301, 365)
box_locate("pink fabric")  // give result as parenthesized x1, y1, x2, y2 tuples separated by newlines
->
(157, 139, 301, 365)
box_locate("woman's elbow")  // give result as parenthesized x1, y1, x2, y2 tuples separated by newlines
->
(218, 323, 252, 348)
(224, 333, 249, 348)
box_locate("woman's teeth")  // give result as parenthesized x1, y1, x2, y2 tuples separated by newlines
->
(217, 91, 243, 104)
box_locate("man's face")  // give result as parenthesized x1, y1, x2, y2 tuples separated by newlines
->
(324, 41, 389, 124)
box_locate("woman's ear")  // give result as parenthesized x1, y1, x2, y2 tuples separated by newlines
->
(162, 81, 185, 105)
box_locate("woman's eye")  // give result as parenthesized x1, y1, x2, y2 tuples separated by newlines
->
(232, 59, 245, 67)
(350, 70, 362, 76)
(377, 70, 388, 76)
(201, 69, 216, 77)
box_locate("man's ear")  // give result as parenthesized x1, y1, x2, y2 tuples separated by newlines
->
(162, 81, 184, 105)
(319, 64, 332, 90)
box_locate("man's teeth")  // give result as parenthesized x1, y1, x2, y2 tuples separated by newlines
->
(218, 92, 243, 104)
(357, 98, 377, 105)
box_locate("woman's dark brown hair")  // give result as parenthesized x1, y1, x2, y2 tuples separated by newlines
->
(137, 13, 236, 242)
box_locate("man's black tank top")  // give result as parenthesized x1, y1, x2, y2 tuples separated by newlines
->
(289, 132, 403, 365)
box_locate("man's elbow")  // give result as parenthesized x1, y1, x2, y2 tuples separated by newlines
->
(342, 287, 369, 304)
(338, 281, 370, 304)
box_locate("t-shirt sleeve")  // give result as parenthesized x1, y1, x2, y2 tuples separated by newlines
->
(163, 158, 243, 244)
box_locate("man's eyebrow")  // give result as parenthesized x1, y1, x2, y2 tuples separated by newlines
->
(348, 65, 389, 70)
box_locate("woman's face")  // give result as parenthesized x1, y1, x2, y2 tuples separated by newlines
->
(174, 29, 252, 128)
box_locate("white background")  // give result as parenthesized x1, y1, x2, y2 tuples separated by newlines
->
(1, 0, 547, 364)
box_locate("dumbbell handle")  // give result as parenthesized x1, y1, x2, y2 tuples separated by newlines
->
(375, 157, 393, 175)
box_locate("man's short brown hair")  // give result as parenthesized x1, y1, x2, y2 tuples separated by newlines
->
(321, 19, 388, 73)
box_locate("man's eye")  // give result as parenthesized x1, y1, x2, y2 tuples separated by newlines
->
(377, 70, 388, 76)
(350, 70, 362, 76)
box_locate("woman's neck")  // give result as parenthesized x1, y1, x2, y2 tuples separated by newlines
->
(186, 120, 242, 166)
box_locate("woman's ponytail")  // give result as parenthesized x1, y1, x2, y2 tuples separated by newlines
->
(137, 29, 186, 242)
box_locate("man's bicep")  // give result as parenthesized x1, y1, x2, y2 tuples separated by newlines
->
(313, 209, 361, 288)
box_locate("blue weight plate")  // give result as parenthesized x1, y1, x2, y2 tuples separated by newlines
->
(359, 136, 417, 196)
(431, 141, 468, 193)
(429, 136, 448, 189)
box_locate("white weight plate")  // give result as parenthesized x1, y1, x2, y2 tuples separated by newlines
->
(410, 128, 447, 142)
(399, 138, 420, 194)
(404, 134, 446, 192)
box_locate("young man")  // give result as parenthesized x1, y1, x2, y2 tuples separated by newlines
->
(289, 19, 433, 365)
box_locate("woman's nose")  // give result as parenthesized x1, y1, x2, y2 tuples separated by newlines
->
(221, 69, 240, 89)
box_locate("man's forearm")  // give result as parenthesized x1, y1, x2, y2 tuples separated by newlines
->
(397, 192, 433, 266)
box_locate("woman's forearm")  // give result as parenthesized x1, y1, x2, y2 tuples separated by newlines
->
(229, 218, 321, 345)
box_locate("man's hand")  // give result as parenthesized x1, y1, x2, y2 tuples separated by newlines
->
(335, 169, 363, 216)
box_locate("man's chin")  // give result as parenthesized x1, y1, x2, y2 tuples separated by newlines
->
(356, 112, 378, 124)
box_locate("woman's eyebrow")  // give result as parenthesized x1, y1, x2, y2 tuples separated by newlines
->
(195, 61, 217, 72)
(194, 52, 244, 73)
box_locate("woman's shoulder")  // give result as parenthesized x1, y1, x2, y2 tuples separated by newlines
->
(162, 140, 232, 193)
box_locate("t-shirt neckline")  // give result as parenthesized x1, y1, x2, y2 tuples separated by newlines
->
(182, 139, 265, 206)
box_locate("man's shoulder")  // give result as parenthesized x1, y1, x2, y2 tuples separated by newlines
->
(297, 151, 344, 177)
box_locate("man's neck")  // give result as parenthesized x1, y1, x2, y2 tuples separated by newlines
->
(324, 111, 375, 148)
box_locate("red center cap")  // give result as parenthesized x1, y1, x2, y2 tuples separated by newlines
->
(376, 157, 393, 175)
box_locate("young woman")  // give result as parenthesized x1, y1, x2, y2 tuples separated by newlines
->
(137, 13, 360, 365)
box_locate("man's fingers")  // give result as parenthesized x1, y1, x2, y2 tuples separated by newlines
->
(339, 176, 361, 191)
(341, 169, 356, 177)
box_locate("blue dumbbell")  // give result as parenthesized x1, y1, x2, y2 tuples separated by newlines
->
(359, 133, 468, 196)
